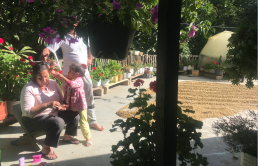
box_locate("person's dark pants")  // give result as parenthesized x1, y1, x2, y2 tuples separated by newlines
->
(22, 111, 79, 148)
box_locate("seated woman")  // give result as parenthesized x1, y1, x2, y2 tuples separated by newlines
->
(21, 61, 80, 160)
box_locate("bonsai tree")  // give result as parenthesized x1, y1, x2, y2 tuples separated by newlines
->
(212, 111, 257, 158)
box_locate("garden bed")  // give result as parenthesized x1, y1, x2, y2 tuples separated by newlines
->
(116, 81, 257, 121)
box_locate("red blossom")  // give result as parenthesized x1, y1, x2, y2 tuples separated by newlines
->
(208, 58, 210, 60)
(20, 58, 26, 62)
(28, 62, 36, 66)
(116, 69, 118, 72)
(149, 81, 156, 92)
(28, 72, 31, 74)
(28, 56, 33, 60)
(9, 47, 13, 50)
(93, 67, 96, 70)
(15, 75, 19, 79)
(90, 75, 92, 79)
(0, 38, 4, 44)
(99, 73, 103, 77)
(133, 79, 144, 87)
(59, 70, 62, 74)
(213, 61, 216, 64)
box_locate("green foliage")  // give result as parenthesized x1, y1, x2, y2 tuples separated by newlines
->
(0, 52, 32, 101)
(110, 81, 208, 166)
(90, 59, 104, 81)
(224, 24, 257, 88)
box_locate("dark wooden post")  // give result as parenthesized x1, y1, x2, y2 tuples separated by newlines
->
(155, 0, 182, 165)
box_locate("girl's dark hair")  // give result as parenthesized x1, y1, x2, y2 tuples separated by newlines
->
(32, 61, 49, 82)
(70, 63, 86, 77)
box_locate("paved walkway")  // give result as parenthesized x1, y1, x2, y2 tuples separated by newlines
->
(0, 75, 256, 166)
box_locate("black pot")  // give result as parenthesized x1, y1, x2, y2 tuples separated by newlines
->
(88, 22, 135, 60)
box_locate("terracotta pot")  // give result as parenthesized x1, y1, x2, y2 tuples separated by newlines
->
(0, 101, 8, 120)
(192, 70, 199, 77)
(118, 74, 123, 81)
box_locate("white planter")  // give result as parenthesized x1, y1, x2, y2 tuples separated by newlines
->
(149, 67, 153, 72)
(187, 65, 192, 70)
(123, 73, 128, 79)
(153, 67, 157, 73)
(140, 68, 144, 73)
(209, 69, 216, 74)
(137, 70, 140, 74)
(241, 152, 257, 166)
(93, 79, 101, 87)
(200, 67, 204, 71)
(183, 66, 188, 71)
(130, 69, 134, 75)
(127, 73, 131, 78)
(101, 79, 110, 85)
(133, 50, 140, 55)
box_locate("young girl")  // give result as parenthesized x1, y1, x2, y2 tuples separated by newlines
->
(50, 63, 92, 146)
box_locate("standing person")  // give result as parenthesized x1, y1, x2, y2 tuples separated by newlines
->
(41, 23, 104, 131)
(50, 63, 92, 146)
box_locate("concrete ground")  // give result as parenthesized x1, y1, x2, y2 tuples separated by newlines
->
(0, 75, 256, 166)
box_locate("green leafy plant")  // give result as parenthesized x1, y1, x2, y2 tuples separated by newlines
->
(203, 58, 217, 70)
(0, 51, 33, 101)
(146, 63, 152, 67)
(150, 71, 154, 75)
(212, 111, 257, 157)
(122, 65, 130, 73)
(110, 80, 209, 166)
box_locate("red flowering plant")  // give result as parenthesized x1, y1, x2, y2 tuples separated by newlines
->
(203, 58, 218, 70)
(0, 51, 34, 101)
(89, 58, 104, 82)
(110, 79, 208, 166)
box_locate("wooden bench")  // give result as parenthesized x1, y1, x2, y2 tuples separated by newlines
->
(102, 79, 130, 94)
(178, 70, 187, 76)
(127, 73, 144, 85)
(10, 103, 45, 151)
(93, 86, 103, 96)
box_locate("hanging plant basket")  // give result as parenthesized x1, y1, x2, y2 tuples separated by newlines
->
(88, 22, 135, 60)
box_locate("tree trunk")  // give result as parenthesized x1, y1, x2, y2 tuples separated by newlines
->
(155, 0, 182, 165)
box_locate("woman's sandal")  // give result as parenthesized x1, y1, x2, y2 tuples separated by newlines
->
(62, 138, 80, 144)
(41, 151, 58, 160)
(86, 141, 92, 147)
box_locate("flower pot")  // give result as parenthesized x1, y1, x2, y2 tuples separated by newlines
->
(183, 66, 188, 71)
(204, 69, 209, 72)
(101, 79, 110, 85)
(133, 50, 140, 55)
(7, 100, 20, 115)
(113, 75, 118, 82)
(127, 73, 131, 78)
(92, 79, 101, 87)
(240, 152, 257, 166)
(140, 68, 144, 73)
(200, 67, 204, 71)
(130, 69, 134, 75)
(215, 69, 224, 76)
(192, 70, 199, 77)
(153, 67, 157, 73)
(118, 74, 123, 81)
(209, 69, 216, 74)
(149, 67, 153, 72)
(123, 73, 128, 79)
(187, 65, 192, 70)
(88, 22, 136, 60)
(0, 101, 8, 121)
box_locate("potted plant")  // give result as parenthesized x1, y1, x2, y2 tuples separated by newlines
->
(0, 41, 36, 114)
(181, 56, 189, 71)
(204, 58, 217, 73)
(90, 67, 103, 87)
(150, 71, 155, 78)
(216, 63, 225, 76)
(123, 65, 131, 79)
(75, 2, 158, 60)
(130, 65, 134, 76)
(212, 111, 257, 164)
(101, 64, 113, 86)
(146, 63, 153, 72)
